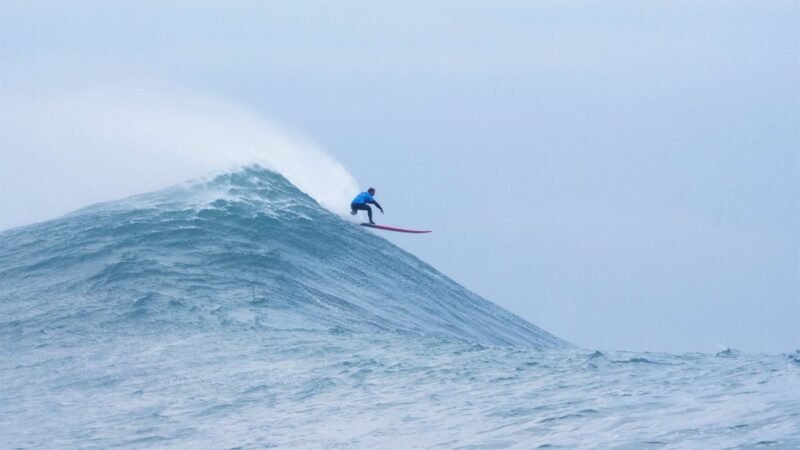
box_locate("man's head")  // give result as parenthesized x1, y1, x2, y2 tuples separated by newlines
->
(368, 187, 376, 195)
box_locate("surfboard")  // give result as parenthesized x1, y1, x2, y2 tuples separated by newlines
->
(360, 223, 432, 234)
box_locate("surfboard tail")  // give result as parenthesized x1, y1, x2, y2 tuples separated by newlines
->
(360, 223, 432, 234)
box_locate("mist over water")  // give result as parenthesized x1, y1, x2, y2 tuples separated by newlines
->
(1, 167, 798, 448)
(0, 87, 360, 230)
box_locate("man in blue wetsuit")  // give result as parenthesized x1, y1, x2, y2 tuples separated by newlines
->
(350, 187, 383, 224)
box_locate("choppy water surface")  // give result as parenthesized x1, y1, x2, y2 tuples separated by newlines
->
(3, 330, 798, 449)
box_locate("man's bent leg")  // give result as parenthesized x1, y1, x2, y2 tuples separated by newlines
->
(351, 203, 374, 223)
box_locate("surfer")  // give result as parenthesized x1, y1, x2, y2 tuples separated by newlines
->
(350, 188, 383, 224)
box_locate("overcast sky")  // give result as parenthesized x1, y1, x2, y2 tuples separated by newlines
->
(1, 1, 797, 353)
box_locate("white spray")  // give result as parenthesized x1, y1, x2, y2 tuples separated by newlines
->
(0, 85, 360, 229)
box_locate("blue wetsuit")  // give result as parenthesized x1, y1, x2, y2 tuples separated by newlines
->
(351, 192, 382, 224)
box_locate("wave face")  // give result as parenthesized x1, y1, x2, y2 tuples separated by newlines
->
(0, 166, 567, 348)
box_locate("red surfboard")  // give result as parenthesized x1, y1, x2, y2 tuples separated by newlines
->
(361, 223, 432, 234)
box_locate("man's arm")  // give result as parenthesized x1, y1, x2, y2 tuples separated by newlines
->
(368, 199, 384, 212)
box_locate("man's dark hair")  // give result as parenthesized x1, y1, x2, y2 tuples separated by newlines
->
(368, 187, 376, 194)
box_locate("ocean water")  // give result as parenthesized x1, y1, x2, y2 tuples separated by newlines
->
(1, 167, 798, 449)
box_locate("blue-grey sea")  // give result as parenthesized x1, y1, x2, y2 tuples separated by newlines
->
(2, 167, 798, 449)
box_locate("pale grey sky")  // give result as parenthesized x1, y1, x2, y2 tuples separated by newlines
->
(1, 1, 798, 353)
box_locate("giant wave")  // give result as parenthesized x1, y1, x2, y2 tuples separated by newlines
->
(0, 165, 566, 348)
